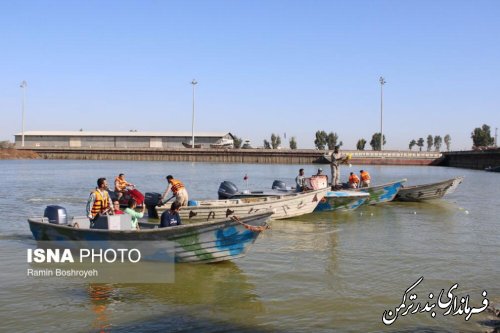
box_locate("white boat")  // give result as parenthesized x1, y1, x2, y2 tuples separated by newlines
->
(241, 140, 253, 149)
(210, 138, 234, 149)
(156, 188, 328, 222)
(394, 176, 464, 202)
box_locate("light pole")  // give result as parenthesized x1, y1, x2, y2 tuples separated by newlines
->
(20, 80, 27, 147)
(379, 76, 386, 151)
(191, 79, 198, 148)
(495, 127, 498, 147)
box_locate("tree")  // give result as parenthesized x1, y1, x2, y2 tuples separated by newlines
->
(270, 133, 282, 149)
(326, 132, 340, 150)
(434, 135, 442, 151)
(232, 136, 242, 149)
(417, 138, 424, 151)
(356, 139, 366, 151)
(426, 135, 433, 151)
(263, 139, 271, 149)
(314, 130, 328, 150)
(471, 124, 494, 148)
(289, 137, 297, 149)
(409, 139, 416, 151)
(444, 134, 451, 151)
(369, 132, 386, 151)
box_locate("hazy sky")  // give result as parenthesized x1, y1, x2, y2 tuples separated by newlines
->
(1, 0, 499, 150)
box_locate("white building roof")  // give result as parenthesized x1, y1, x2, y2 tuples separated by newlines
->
(16, 131, 231, 137)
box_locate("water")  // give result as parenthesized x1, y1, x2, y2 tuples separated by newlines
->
(0, 160, 499, 332)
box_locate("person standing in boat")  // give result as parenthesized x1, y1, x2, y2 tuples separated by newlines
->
(360, 170, 371, 188)
(161, 175, 189, 206)
(330, 146, 346, 188)
(348, 172, 360, 188)
(86, 177, 113, 220)
(295, 168, 306, 192)
(124, 198, 145, 230)
(114, 173, 134, 201)
(160, 202, 182, 227)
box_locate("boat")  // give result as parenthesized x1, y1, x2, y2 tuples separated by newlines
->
(485, 166, 500, 172)
(314, 191, 370, 212)
(210, 138, 234, 149)
(350, 179, 407, 205)
(241, 140, 253, 149)
(154, 188, 328, 222)
(182, 141, 202, 148)
(27, 206, 272, 264)
(394, 176, 464, 202)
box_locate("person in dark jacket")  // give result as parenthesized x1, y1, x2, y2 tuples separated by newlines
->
(160, 202, 182, 227)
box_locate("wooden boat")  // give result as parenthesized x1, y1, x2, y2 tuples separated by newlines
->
(394, 176, 464, 202)
(210, 138, 234, 149)
(27, 210, 272, 264)
(182, 141, 202, 148)
(156, 188, 328, 222)
(314, 191, 369, 212)
(351, 179, 407, 205)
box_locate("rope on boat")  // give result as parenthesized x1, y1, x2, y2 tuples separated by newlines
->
(230, 216, 271, 232)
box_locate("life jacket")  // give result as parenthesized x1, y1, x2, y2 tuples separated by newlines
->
(170, 179, 185, 194)
(115, 177, 128, 192)
(361, 171, 371, 181)
(91, 189, 110, 218)
(349, 174, 360, 184)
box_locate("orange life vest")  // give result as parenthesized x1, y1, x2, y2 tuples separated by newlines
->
(170, 179, 185, 194)
(91, 190, 110, 218)
(115, 177, 128, 192)
(349, 174, 360, 184)
(361, 171, 371, 181)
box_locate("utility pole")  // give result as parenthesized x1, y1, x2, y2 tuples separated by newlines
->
(379, 76, 386, 151)
(20, 80, 27, 147)
(191, 79, 198, 148)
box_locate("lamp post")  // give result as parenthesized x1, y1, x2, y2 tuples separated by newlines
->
(379, 76, 386, 151)
(495, 127, 498, 147)
(20, 80, 27, 147)
(191, 79, 198, 148)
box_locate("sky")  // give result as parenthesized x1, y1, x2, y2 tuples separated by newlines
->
(1, 0, 499, 150)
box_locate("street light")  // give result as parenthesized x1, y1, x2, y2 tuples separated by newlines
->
(379, 76, 386, 151)
(191, 79, 198, 148)
(20, 80, 27, 147)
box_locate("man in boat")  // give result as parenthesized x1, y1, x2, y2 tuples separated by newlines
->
(161, 175, 189, 206)
(295, 168, 307, 192)
(360, 170, 371, 188)
(330, 146, 351, 188)
(124, 198, 145, 230)
(113, 200, 124, 215)
(86, 177, 113, 220)
(316, 168, 323, 176)
(114, 173, 134, 201)
(160, 201, 182, 227)
(348, 172, 360, 188)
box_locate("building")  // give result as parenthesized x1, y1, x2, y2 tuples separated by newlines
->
(14, 131, 234, 149)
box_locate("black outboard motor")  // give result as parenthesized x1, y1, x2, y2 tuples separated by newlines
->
(272, 180, 287, 190)
(218, 181, 239, 199)
(144, 192, 162, 219)
(44, 205, 67, 224)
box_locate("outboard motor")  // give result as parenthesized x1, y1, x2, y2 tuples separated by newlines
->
(218, 181, 239, 199)
(44, 205, 67, 224)
(144, 192, 162, 219)
(272, 180, 287, 190)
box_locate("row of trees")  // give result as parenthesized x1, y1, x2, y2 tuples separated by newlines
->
(408, 134, 451, 152)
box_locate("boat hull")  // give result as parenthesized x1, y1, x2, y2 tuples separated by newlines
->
(157, 188, 327, 222)
(314, 191, 369, 212)
(351, 179, 407, 205)
(394, 176, 463, 201)
(27, 212, 272, 264)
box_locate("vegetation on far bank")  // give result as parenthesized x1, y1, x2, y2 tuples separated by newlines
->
(0, 141, 38, 159)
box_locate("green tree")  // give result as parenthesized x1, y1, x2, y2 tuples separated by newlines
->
(444, 134, 451, 151)
(263, 139, 271, 149)
(232, 136, 242, 149)
(434, 135, 442, 151)
(356, 139, 366, 150)
(426, 135, 433, 151)
(409, 139, 416, 150)
(314, 130, 328, 150)
(289, 137, 297, 150)
(471, 124, 494, 148)
(270, 133, 282, 149)
(326, 132, 340, 150)
(370, 132, 386, 151)
(417, 138, 424, 151)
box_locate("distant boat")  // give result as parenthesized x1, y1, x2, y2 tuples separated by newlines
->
(210, 138, 234, 149)
(241, 140, 253, 149)
(182, 141, 202, 148)
(485, 166, 500, 173)
(394, 176, 464, 201)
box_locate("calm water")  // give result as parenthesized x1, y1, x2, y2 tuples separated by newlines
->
(0, 160, 499, 333)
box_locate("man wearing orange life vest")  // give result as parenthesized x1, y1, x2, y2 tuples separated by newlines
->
(161, 175, 189, 206)
(114, 173, 134, 201)
(360, 170, 371, 188)
(348, 172, 360, 188)
(86, 177, 113, 220)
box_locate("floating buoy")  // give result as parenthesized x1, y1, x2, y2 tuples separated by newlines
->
(465, 210, 469, 214)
